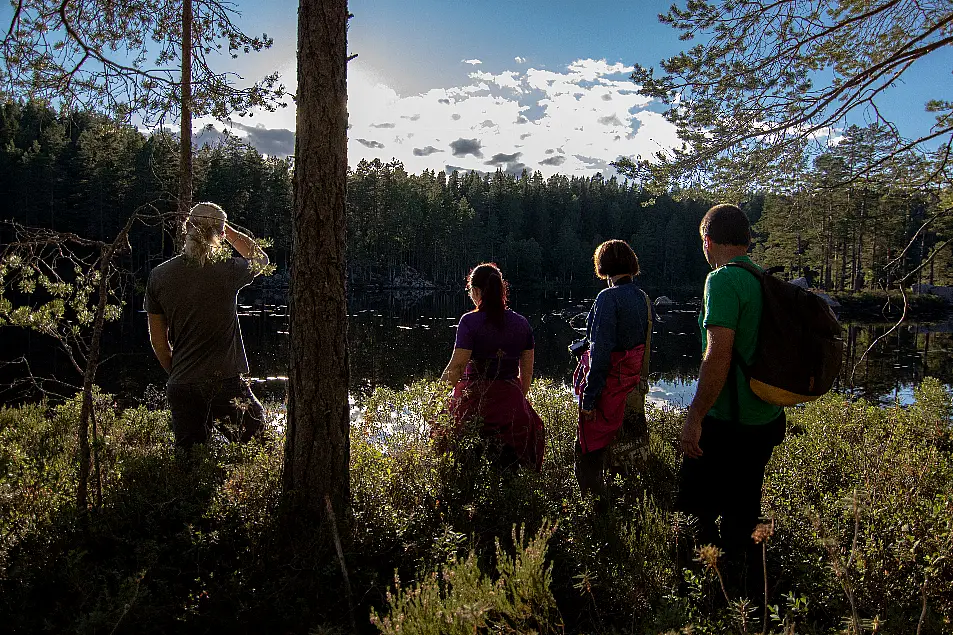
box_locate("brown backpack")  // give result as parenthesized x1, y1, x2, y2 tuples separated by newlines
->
(726, 261, 844, 406)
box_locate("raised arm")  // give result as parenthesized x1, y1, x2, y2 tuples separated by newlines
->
(224, 224, 269, 268)
(440, 348, 472, 387)
(147, 312, 173, 373)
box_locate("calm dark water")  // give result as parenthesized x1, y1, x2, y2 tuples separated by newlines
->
(1, 287, 951, 406)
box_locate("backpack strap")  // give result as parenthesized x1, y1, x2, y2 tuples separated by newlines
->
(640, 290, 652, 386)
(723, 261, 763, 423)
(723, 260, 765, 377)
(724, 260, 763, 279)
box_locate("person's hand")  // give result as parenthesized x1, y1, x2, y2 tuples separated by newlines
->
(680, 409, 704, 458)
(580, 407, 595, 420)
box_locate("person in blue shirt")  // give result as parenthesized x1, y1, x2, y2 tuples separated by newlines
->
(573, 240, 650, 501)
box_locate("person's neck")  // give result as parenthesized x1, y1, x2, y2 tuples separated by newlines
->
(711, 246, 749, 268)
(609, 273, 632, 286)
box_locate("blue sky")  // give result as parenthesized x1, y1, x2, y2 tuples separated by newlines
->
(212, 0, 953, 176)
(4, 0, 951, 177)
(211, 0, 691, 176)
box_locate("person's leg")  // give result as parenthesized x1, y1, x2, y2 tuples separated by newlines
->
(209, 377, 265, 443)
(166, 383, 211, 449)
(719, 412, 786, 595)
(575, 442, 608, 500)
(677, 416, 732, 550)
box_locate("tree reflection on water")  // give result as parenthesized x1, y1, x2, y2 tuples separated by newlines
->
(0, 290, 950, 407)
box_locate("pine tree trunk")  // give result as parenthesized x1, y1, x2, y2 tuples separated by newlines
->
(284, 0, 350, 523)
(177, 0, 193, 247)
(824, 202, 834, 289)
(839, 239, 848, 291)
(853, 199, 867, 291)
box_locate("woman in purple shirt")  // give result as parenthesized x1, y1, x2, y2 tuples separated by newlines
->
(440, 263, 544, 470)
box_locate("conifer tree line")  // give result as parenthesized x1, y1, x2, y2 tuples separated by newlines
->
(0, 101, 294, 277)
(2, 101, 950, 291)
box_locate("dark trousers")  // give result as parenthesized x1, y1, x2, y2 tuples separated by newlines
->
(167, 376, 265, 449)
(574, 442, 609, 499)
(677, 411, 786, 574)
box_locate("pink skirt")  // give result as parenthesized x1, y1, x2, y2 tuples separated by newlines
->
(574, 346, 645, 453)
(447, 378, 545, 471)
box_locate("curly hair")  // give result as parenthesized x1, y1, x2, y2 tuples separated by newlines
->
(183, 202, 227, 266)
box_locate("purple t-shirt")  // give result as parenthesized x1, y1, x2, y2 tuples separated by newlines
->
(455, 309, 534, 381)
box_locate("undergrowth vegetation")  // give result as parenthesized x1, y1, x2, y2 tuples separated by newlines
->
(1, 379, 951, 633)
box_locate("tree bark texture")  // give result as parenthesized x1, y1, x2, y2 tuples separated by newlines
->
(177, 0, 194, 248)
(284, 0, 350, 522)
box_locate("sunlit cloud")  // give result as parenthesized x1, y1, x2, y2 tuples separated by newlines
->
(345, 58, 679, 177)
(197, 57, 681, 178)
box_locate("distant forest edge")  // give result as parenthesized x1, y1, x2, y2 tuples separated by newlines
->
(2, 101, 951, 292)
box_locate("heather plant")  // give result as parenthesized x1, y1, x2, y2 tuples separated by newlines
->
(350, 379, 684, 631)
(0, 390, 288, 634)
(1, 379, 951, 633)
(369, 522, 562, 634)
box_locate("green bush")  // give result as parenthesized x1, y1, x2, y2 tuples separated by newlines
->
(0, 390, 288, 634)
(1, 379, 951, 633)
(369, 522, 561, 634)
(763, 379, 953, 633)
(350, 379, 684, 632)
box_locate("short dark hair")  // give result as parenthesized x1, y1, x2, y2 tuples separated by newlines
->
(699, 204, 751, 247)
(593, 240, 640, 279)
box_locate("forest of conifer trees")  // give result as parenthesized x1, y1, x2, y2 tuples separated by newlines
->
(1, 101, 950, 291)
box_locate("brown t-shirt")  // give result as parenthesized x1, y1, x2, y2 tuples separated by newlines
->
(145, 255, 256, 384)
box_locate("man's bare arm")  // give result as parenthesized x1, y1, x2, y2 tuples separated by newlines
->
(224, 224, 269, 268)
(147, 313, 173, 373)
(681, 325, 735, 458)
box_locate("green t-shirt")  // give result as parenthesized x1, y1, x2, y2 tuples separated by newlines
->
(698, 255, 783, 425)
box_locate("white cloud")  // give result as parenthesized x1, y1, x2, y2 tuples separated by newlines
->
(342, 58, 680, 176)
(514, 56, 527, 64)
(469, 70, 523, 93)
(461, 58, 483, 65)
(201, 57, 680, 178)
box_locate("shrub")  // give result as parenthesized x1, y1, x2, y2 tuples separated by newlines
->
(350, 379, 684, 632)
(764, 378, 953, 633)
(369, 522, 562, 634)
(2, 379, 951, 633)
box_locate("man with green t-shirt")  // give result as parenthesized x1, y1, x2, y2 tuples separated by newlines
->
(678, 204, 786, 586)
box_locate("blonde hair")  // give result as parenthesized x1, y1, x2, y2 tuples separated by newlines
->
(183, 202, 227, 266)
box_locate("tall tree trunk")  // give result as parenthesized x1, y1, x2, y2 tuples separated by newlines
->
(855, 201, 865, 291)
(284, 0, 350, 523)
(824, 200, 834, 290)
(178, 0, 193, 247)
(839, 238, 848, 291)
(929, 240, 935, 285)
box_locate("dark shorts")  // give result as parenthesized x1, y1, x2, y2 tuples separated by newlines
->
(167, 376, 265, 448)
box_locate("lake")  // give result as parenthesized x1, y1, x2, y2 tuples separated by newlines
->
(1, 287, 951, 407)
